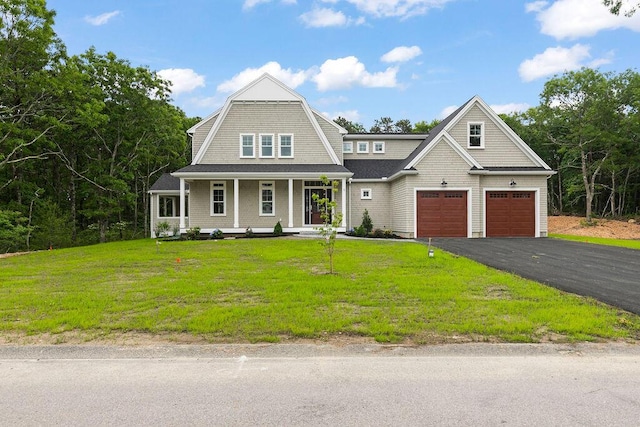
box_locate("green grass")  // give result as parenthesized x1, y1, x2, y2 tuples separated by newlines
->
(550, 234, 640, 250)
(1, 238, 638, 344)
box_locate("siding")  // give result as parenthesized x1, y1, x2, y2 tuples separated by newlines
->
(199, 102, 334, 164)
(192, 114, 219, 162)
(349, 182, 391, 231)
(448, 105, 537, 166)
(313, 112, 343, 163)
(343, 139, 423, 160)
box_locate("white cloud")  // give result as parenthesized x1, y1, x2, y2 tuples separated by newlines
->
(490, 103, 531, 115)
(518, 44, 611, 82)
(381, 45, 423, 63)
(300, 8, 347, 27)
(312, 56, 398, 91)
(328, 109, 361, 122)
(525, 1, 548, 13)
(528, 0, 640, 40)
(157, 69, 206, 95)
(84, 11, 120, 26)
(346, 0, 455, 19)
(217, 62, 309, 93)
(438, 105, 459, 119)
(243, 0, 296, 10)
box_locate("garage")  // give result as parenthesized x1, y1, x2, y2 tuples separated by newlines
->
(486, 191, 535, 237)
(416, 191, 467, 237)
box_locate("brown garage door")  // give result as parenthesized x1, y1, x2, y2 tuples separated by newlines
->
(486, 191, 535, 237)
(417, 191, 467, 237)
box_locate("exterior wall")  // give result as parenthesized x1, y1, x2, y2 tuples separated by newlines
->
(448, 105, 537, 166)
(150, 193, 185, 237)
(199, 102, 334, 164)
(348, 182, 391, 231)
(390, 177, 410, 237)
(343, 139, 423, 160)
(313, 112, 343, 163)
(192, 114, 219, 162)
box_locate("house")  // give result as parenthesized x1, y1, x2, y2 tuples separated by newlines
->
(149, 73, 554, 238)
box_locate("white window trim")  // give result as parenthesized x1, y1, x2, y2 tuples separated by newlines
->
(361, 188, 372, 200)
(259, 181, 275, 216)
(259, 134, 275, 158)
(343, 141, 353, 154)
(210, 181, 226, 216)
(357, 141, 369, 153)
(468, 122, 485, 149)
(240, 134, 255, 158)
(278, 134, 294, 158)
(158, 195, 178, 218)
(373, 141, 385, 154)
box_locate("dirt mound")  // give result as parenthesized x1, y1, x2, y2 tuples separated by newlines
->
(548, 216, 640, 240)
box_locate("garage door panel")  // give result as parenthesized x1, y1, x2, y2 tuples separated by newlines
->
(417, 191, 467, 238)
(486, 191, 535, 237)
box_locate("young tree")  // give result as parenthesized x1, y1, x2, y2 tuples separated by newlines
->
(312, 176, 343, 274)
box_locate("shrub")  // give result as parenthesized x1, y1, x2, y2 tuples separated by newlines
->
(354, 225, 367, 237)
(210, 228, 223, 239)
(383, 229, 394, 238)
(186, 227, 201, 240)
(154, 221, 171, 238)
(372, 228, 385, 238)
(361, 209, 373, 234)
(273, 221, 283, 236)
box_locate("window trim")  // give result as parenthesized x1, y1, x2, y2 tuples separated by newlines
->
(373, 141, 385, 154)
(259, 181, 275, 216)
(259, 133, 275, 158)
(357, 141, 369, 154)
(468, 122, 485, 149)
(210, 181, 226, 216)
(158, 195, 177, 218)
(360, 188, 372, 200)
(278, 134, 294, 158)
(343, 141, 353, 154)
(240, 134, 255, 158)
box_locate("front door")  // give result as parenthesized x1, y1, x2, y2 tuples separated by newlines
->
(305, 188, 329, 225)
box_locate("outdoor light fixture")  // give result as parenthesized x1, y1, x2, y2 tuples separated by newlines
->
(441, 178, 448, 186)
(509, 179, 517, 186)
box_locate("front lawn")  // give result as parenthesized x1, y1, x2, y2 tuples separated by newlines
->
(550, 234, 640, 250)
(1, 238, 638, 344)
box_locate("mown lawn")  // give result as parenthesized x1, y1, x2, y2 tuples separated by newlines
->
(550, 234, 640, 250)
(1, 238, 638, 344)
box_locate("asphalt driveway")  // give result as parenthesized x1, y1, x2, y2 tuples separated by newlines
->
(430, 238, 640, 315)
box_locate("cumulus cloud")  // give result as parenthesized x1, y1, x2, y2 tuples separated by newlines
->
(217, 62, 309, 93)
(438, 105, 459, 119)
(527, 0, 640, 39)
(381, 45, 423, 63)
(299, 8, 348, 27)
(490, 103, 531, 115)
(312, 56, 398, 91)
(346, 0, 455, 19)
(157, 69, 206, 95)
(84, 11, 120, 26)
(328, 109, 361, 122)
(243, 0, 296, 10)
(518, 44, 611, 82)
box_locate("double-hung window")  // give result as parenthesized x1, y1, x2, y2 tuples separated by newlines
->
(343, 141, 353, 154)
(211, 182, 226, 216)
(357, 141, 369, 153)
(260, 134, 274, 158)
(373, 141, 385, 154)
(240, 134, 255, 158)
(468, 122, 484, 148)
(260, 181, 274, 216)
(279, 134, 293, 158)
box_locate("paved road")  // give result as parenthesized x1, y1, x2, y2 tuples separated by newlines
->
(1, 343, 640, 426)
(430, 238, 640, 315)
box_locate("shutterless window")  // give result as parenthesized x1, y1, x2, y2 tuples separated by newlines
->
(260, 134, 274, 158)
(211, 182, 226, 216)
(357, 141, 369, 153)
(343, 141, 353, 153)
(361, 188, 372, 200)
(260, 181, 274, 216)
(373, 141, 385, 153)
(159, 196, 176, 217)
(240, 134, 255, 157)
(468, 123, 484, 148)
(279, 134, 293, 158)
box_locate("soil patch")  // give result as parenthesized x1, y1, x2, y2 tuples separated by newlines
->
(548, 216, 640, 240)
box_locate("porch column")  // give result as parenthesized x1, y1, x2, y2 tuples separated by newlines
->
(341, 178, 347, 228)
(179, 178, 186, 229)
(233, 178, 239, 228)
(288, 179, 294, 228)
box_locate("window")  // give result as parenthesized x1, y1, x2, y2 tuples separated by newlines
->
(468, 122, 484, 148)
(159, 196, 188, 218)
(361, 188, 372, 200)
(240, 134, 255, 158)
(343, 141, 353, 153)
(210, 182, 226, 216)
(373, 141, 385, 154)
(357, 141, 369, 153)
(279, 134, 293, 158)
(260, 181, 274, 216)
(260, 134, 274, 158)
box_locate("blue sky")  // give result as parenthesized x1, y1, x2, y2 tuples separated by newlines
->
(47, 0, 639, 128)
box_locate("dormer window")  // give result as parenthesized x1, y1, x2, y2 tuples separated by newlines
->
(468, 122, 484, 148)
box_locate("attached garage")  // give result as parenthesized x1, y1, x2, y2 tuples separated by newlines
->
(486, 191, 535, 237)
(416, 191, 468, 237)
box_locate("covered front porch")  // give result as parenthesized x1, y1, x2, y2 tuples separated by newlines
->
(171, 164, 352, 235)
